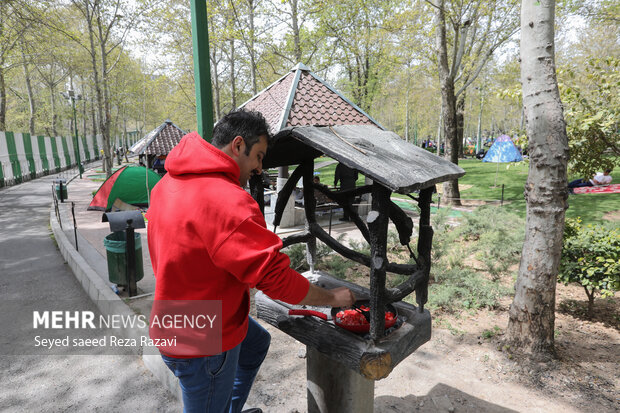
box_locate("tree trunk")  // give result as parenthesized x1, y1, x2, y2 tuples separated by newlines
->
(506, 0, 569, 355)
(90, 85, 97, 137)
(477, 87, 484, 152)
(96, 6, 113, 176)
(229, 37, 236, 108)
(247, 0, 257, 95)
(50, 84, 58, 136)
(211, 48, 221, 121)
(83, 0, 110, 174)
(0, 64, 6, 130)
(584, 287, 595, 318)
(291, 0, 301, 62)
(436, 0, 461, 206)
(405, 74, 410, 142)
(21, 45, 36, 135)
(456, 93, 465, 158)
(81, 89, 87, 138)
(0, 5, 5, 132)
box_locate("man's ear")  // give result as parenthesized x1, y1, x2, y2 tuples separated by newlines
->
(230, 136, 245, 157)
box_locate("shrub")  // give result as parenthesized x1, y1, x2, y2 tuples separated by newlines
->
(427, 267, 511, 312)
(430, 207, 457, 265)
(456, 206, 524, 279)
(559, 218, 620, 317)
(348, 238, 370, 255)
(320, 255, 355, 279)
(283, 241, 332, 272)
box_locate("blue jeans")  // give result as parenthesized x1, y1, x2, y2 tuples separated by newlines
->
(568, 178, 593, 188)
(162, 317, 271, 413)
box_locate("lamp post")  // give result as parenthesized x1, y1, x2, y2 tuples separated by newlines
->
(62, 90, 83, 178)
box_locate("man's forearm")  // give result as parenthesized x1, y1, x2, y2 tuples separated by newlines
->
(297, 284, 355, 308)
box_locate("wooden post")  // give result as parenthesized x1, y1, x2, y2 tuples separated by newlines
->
(249, 174, 265, 214)
(307, 347, 374, 413)
(416, 187, 434, 312)
(302, 161, 317, 272)
(368, 183, 390, 339)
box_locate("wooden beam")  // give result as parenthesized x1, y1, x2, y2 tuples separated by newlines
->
(368, 183, 390, 339)
(388, 200, 414, 246)
(383, 268, 427, 303)
(249, 174, 264, 214)
(282, 232, 313, 249)
(415, 187, 434, 312)
(255, 272, 432, 380)
(309, 222, 418, 276)
(302, 161, 317, 272)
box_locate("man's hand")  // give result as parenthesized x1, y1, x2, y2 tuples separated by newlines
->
(327, 287, 356, 308)
(298, 284, 355, 308)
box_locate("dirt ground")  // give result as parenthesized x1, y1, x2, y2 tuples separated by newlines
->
(244, 202, 619, 413)
(245, 281, 619, 413)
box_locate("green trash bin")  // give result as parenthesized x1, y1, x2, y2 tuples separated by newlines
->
(55, 184, 68, 201)
(103, 231, 144, 286)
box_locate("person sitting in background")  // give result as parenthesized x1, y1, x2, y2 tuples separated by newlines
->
(334, 163, 358, 221)
(313, 175, 326, 188)
(313, 176, 331, 207)
(568, 169, 613, 192)
(152, 156, 167, 176)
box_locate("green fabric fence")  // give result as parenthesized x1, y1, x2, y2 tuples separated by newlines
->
(0, 131, 105, 187)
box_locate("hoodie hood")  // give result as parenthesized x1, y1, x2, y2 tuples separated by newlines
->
(165, 132, 240, 182)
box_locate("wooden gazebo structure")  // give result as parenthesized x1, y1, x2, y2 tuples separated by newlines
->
(239, 63, 384, 227)
(129, 119, 185, 169)
(251, 124, 465, 412)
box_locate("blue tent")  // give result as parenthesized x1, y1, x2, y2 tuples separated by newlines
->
(482, 135, 523, 163)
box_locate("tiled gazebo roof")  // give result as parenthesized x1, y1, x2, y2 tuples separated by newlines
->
(129, 120, 186, 156)
(239, 63, 384, 134)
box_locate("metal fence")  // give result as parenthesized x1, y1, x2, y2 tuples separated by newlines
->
(0, 131, 137, 187)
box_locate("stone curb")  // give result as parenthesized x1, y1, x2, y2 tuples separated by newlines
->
(49, 204, 182, 401)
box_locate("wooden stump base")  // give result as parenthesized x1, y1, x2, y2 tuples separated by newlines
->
(307, 346, 374, 413)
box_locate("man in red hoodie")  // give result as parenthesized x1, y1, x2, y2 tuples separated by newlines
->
(147, 109, 355, 413)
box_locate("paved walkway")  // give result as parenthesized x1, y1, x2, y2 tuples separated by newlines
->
(0, 163, 364, 412)
(0, 169, 181, 412)
(0, 164, 581, 413)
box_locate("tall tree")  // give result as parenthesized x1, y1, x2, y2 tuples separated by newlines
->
(31, 0, 149, 174)
(19, 36, 36, 135)
(428, 0, 519, 205)
(229, 0, 261, 95)
(34, 47, 71, 136)
(265, 0, 322, 68)
(316, 0, 396, 111)
(506, 0, 569, 354)
(0, 1, 28, 130)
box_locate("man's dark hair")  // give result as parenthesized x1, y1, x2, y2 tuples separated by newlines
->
(604, 169, 612, 174)
(212, 109, 271, 154)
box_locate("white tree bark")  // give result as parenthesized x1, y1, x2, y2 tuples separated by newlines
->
(506, 0, 569, 354)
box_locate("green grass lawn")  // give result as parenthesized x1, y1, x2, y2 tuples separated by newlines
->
(458, 159, 619, 224)
(293, 157, 619, 225)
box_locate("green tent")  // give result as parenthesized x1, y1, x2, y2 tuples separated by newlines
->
(88, 166, 161, 211)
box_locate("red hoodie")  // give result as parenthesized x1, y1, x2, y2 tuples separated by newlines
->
(146, 132, 310, 355)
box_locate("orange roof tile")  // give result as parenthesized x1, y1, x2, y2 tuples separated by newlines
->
(239, 64, 382, 133)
